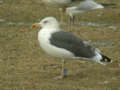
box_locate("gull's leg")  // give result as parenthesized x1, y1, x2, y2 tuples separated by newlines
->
(59, 8, 64, 23)
(61, 59, 67, 78)
(70, 15, 75, 25)
(54, 59, 67, 80)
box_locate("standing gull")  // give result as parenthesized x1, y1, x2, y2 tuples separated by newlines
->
(32, 17, 111, 79)
(66, 0, 116, 24)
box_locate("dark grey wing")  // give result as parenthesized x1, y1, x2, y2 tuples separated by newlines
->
(50, 31, 96, 58)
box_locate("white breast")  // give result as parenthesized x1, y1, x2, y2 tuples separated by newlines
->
(38, 29, 74, 58)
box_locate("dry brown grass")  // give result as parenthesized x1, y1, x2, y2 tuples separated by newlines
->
(0, 0, 120, 90)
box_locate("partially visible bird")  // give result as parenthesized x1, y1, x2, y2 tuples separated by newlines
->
(0, 0, 3, 4)
(66, 0, 116, 24)
(41, 0, 72, 6)
(32, 17, 111, 79)
(41, 0, 80, 22)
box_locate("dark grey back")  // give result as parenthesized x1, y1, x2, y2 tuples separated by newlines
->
(50, 31, 96, 58)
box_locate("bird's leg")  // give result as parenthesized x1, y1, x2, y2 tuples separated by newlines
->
(61, 59, 67, 78)
(59, 6, 67, 24)
(54, 59, 67, 80)
(59, 8, 64, 23)
(70, 15, 75, 25)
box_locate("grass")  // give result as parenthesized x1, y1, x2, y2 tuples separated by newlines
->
(0, 0, 120, 90)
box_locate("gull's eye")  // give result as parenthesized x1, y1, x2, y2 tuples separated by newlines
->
(43, 20, 48, 24)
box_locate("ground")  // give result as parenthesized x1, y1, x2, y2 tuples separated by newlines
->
(0, 0, 120, 90)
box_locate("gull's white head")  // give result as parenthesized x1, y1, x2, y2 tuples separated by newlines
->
(32, 17, 60, 32)
(39, 17, 59, 29)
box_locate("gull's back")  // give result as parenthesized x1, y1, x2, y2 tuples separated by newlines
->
(41, 0, 72, 6)
(76, 0, 104, 11)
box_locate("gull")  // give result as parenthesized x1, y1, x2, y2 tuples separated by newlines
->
(41, 0, 80, 22)
(66, 0, 115, 24)
(32, 17, 111, 79)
